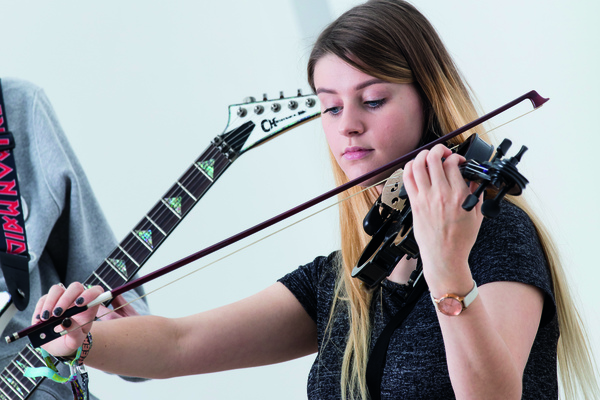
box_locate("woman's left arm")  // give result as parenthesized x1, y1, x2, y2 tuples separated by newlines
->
(403, 144, 544, 400)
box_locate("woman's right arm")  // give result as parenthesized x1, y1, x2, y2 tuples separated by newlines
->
(34, 282, 318, 379)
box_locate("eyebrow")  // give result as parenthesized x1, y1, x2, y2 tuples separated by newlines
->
(315, 78, 387, 95)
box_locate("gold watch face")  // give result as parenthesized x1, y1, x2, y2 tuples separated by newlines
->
(438, 296, 464, 316)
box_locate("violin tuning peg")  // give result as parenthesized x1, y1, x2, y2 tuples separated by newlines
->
(492, 139, 512, 162)
(498, 139, 512, 155)
(462, 182, 488, 211)
(481, 185, 511, 218)
(462, 194, 480, 211)
(481, 199, 501, 218)
(509, 145, 528, 165)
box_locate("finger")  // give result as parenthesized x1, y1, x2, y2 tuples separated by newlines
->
(426, 145, 450, 188)
(39, 284, 68, 321)
(402, 160, 418, 197)
(411, 149, 431, 190)
(73, 285, 105, 307)
(444, 153, 470, 193)
(51, 282, 91, 318)
(32, 294, 48, 324)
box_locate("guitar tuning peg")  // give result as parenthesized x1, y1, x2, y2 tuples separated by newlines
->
(279, 91, 284, 99)
(262, 93, 268, 101)
(243, 96, 256, 104)
(297, 89, 302, 96)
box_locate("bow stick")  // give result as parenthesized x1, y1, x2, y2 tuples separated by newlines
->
(6, 90, 548, 347)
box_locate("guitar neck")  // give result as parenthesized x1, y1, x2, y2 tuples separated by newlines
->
(0, 140, 236, 400)
(1, 91, 320, 400)
(84, 141, 235, 291)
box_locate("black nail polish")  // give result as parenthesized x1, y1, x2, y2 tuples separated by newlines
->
(62, 318, 72, 328)
(53, 307, 63, 317)
(35, 314, 40, 320)
(41, 310, 50, 320)
(76, 297, 84, 305)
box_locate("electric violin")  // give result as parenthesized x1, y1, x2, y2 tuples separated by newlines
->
(6, 90, 548, 353)
(352, 134, 529, 289)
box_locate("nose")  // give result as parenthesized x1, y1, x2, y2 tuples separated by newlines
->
(338, 106, 364, 137)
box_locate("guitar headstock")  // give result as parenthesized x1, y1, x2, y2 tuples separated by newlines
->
(216, 90, 321, 159)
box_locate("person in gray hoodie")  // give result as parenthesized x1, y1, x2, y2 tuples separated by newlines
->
(0, 77, 149, 399)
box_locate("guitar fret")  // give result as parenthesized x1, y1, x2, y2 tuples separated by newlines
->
(146, 215, 169, 235)
(159, 200, 182, 220)
(105, 258, 128, 281)
(117, 246, 140, 268)
(5, 369, 30, 396)
(177, 181, 197, 201)
(25, 346, 44, 365)
(131, 230, 154, 252)
(0, 385, 12, 400)
(92, 272, 113, 291)
(0, 375, 24, 400)
(193, 162, 214, 182)
(9, 361, 34, 386)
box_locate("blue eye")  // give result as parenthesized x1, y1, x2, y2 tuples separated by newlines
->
(323, 106, 342, 115)
(365, 99, 385, 109)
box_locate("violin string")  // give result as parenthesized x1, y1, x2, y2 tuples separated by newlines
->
(447, 108, 537, 152)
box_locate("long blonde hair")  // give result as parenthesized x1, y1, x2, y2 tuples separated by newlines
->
(308, 1, 598, 398)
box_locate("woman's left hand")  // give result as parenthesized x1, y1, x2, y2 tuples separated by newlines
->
(402, 144, 483, 295)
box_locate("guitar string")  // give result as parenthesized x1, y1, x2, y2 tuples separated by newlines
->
(1, 110, 265, 395)
(5, 98, 307, 396)
(93, 94, 321, 288)
(90, 107, 275, 290)
(62, 177, 385, 335)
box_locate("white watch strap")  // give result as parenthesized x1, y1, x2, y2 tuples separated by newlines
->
(462, 280, 478, 308)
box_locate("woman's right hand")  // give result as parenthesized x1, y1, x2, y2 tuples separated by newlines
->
(31, 282, 104, 358)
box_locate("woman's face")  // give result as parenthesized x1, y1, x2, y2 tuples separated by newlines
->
(314, 54, 424, 189)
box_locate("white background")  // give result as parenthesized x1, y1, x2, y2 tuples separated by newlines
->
(1, 0, 599, 398)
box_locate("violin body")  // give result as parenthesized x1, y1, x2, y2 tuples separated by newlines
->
(352, 134, 529, 288)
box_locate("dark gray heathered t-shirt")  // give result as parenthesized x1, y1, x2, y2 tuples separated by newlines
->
(279, 202, 559, 399)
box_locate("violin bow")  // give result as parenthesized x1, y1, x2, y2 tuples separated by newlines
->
(6, 89, 548, 347)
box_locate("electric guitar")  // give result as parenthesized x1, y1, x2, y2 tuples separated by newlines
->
(0, 91, 320, 400)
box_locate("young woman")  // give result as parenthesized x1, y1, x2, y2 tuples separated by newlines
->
(34, 1, 597, 398)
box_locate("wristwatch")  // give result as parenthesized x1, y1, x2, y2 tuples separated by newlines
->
(431, 280, 478, 316)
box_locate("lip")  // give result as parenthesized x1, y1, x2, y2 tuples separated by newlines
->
(343, 146, 373, 160)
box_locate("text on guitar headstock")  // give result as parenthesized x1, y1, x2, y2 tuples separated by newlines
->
(212, 90, 320, 162)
